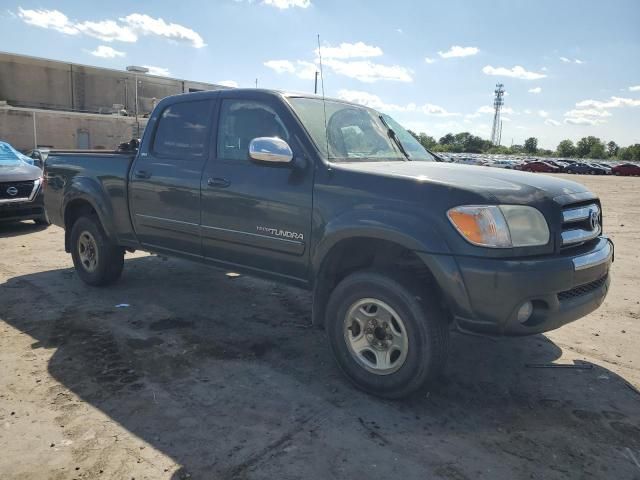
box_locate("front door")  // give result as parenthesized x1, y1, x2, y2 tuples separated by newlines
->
(200, 96, 313, 282)
(129, 99, 214, 257)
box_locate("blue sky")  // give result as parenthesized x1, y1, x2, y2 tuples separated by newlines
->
(1, 0, 639, 149)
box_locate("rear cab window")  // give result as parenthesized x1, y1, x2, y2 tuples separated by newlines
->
(152, 100, 213, 159)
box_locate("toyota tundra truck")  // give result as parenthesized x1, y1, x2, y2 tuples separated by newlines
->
(43, 89, 613, 398)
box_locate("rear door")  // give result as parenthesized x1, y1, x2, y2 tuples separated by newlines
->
(200, 94, 313, 282)
(129, 98, 214, 257)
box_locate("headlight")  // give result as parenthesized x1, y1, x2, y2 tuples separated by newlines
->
(447, 205, 549, 248)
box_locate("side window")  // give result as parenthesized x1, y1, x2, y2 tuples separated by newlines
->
(217, 100, 289, 161)
(152, 100, 212, 158)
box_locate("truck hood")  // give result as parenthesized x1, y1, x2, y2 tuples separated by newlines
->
(336, 161, 589, 203)
(0, 161, 42, 182)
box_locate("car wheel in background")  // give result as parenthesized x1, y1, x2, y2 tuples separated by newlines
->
(70, 215, 124, 286)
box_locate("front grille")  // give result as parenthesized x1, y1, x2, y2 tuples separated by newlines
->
(560, 202, 601, 249)
(0, 181, 35, 199)
(558, 275, 607, 301)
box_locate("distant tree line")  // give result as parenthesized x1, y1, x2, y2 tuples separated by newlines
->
(407, 130, 640, 161)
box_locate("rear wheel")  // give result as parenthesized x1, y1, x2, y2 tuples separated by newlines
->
(70, 215, 124, 286)
(325, 270, 449, 399)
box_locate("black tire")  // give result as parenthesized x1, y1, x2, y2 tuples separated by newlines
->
(34, 212, 50, 226)
(325, 270, 449, 399)
(70, 215, 124, 286)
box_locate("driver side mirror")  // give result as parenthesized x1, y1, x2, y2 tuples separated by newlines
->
(249, 137, 293, 164)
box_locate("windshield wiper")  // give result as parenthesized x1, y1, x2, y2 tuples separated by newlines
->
(379, 116, 410, 160)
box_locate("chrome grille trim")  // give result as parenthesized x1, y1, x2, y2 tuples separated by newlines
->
(562, 204, 599, 223)
(562, 227, 601, 246)
(561, 202, 601, 247)
(0, 178, 41, 205)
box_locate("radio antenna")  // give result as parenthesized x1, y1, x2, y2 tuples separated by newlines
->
(317, 34, 329, 159)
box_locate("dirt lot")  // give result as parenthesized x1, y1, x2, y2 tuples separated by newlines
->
(1, 174, 639, 480)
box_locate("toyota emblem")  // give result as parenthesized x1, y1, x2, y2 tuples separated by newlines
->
(590, 210, 600, 231)
(6, 186, 18, 196)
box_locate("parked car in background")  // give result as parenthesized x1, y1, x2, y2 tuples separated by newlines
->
(0, 141, 48, 225)
(24, 148, 51, 169)
(565, 162, 607, 175)
(520, 161, 561, 173)
(612, 163, 640, 176)
(487, 159, 517, 169)
(544, 160, 568, 172)
(591, 162, 612, 175)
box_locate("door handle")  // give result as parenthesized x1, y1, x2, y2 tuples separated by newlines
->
(207, 177, 230, 188)
(134, 170, 151, 179)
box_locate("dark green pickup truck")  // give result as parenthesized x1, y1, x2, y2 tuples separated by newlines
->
(43, 89, 613, 398)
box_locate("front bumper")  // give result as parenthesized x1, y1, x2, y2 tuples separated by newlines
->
(0, 191, 46, 222)
(419, 237, 613, 336)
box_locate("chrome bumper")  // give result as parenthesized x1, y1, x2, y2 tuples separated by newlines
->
(573, 237, 614, 271)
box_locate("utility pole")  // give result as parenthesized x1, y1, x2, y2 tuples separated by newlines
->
(314, 71, 319, 94)
(255, 78, 258, 88)
(126, 65, 149, 139)
(490, 83, 505, 145)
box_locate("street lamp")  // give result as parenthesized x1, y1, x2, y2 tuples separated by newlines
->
(126, 65, 149, 138)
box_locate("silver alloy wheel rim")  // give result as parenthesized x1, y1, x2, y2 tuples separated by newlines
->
(78, 231, 99, 273)
(343, 298, 409, 375)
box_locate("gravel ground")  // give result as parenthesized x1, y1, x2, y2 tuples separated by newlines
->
(1, 174, 639, 480)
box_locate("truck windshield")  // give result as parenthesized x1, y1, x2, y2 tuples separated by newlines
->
(289, 97, 432, 163)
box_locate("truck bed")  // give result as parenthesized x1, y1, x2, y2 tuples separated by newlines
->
(44, 151, 138, 247)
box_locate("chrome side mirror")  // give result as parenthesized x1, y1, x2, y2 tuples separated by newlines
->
(249, 137, 293, 164)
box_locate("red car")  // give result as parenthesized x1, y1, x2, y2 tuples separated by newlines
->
(520, 161, 561, 173)
(612, 163, 640, 176)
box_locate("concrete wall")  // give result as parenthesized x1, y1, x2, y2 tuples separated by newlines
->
(0, 51, 228, 151)
(0, 107, 147, 151)
(0, 52, 224, 115)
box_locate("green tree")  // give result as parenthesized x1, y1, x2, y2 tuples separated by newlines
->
(524, 137, 538, 154)
(556, 139, 576, 157)
(417, 133, 437, 150)
(438, 133, 455, 146)
(607, 141, 619, 157)
(588, 142, 606, 159)
(576, 136, 602, 157)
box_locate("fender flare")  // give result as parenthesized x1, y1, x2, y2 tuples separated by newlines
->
(62, 176, 118, 249)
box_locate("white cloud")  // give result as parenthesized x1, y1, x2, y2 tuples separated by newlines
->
(143, 65, 171, 76)
(121, 14, 205, 48)
(89, 45, 125, 58)
(76, 20, 137, 43)
(574, 59, 584, 64)
(337, 89, 459, 116)
(17, 8, 78, 34)
(559, 57, 571, 63)
(472, 105, 514, 116)
(424, 57, 436, 64)
(264, 59, 296, 74)
(323, 58, 412, 83)
(545, 119, 561, 126)
(523, 109, 532, 114)
(316, 42, 382, 59)
(538, 110, 549, 118)
(16, 8, 205, 48)
(565, 109, 612, 118)
(576, 96, 640, 109)
(262, 0, 311, 8)
(564, 117, 603, 126)
(438, 45, 479, 59)
(217, 80, 238, 88)
(629, 85, 640, 92)
(541, 66, 548, 72)
(264, 59, 316, 79)
(482, 65, 547, 80)
(528, 87, 542, 94)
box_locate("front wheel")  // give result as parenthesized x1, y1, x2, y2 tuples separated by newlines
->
(325, 270, 449, 399)
(70, 215, 124, 286)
